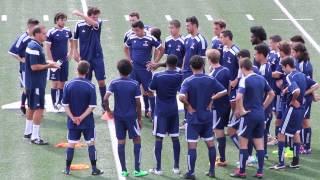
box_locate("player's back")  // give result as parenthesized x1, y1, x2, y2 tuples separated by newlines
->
(108, 77, 140, 119)
(286, 71, 307, 105)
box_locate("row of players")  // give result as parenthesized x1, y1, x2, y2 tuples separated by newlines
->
(8, 7, 318, 179)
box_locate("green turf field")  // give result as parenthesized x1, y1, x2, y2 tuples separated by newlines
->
(1, 0, 320, 179)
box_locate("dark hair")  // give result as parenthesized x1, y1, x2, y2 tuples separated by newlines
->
(77, 61, 90, 75)
(129, 12, 140, 19)
(54, 12, 67, 24)
(27, 18, 39, 26)
(32, 25, 45, 36)
(190, 55, 204, 70)
(269, 35, 282, 43)
(169, 19, 181, 28)
(117, 59, 132, 76)
(206, 49, 220, 64)
(186, 16, 199, 27)
(166, 55, 178, 67)
(87, 7, 100, 16)
(237, 49, 251, 59)
(290, 35, 305, 44)
(278, 41, 291, 56)
(240, 58, 253, 70)
(221, 30, 233, 40)
(254, 43, 270, 57)
(292, 42, 309, 62)
(131, 20, 144, 29)
(151, 27, 161, 41)
(213, 20, 226, 29)
(281, 57, 295, 68)
(250, 26, 267, 41)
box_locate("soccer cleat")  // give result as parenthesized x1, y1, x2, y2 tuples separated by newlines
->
(24, 134, 32, 139)
(62, 169, 71, 175)
(20, 106, 26, 115)
(121, 171, 129, 177)
(172, 168, 181, 175)
(205, 171, 215, 178)
(31, 138, 48, 145)
(230, 168, 246, 178)
(299, 145, 305, 154)
(269, 163, 286, 170)
(182, 173, 196, 180)
(302, 149, 312, 154)
(247, 156, 258, 167)
(289, 158, 300, 169)
(264, 154, 269, 160)
(92, 168, 104, 176)
(145, 111, 151, 118)
(149, 168, 163, 175)
(133, 170, 148, 177)
(267, 138, 278, 146)
(253, 173, 263, 179)
(215, 158, 228, 167)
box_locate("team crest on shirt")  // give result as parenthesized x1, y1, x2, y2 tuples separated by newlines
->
(168, 44, 172, 48)
(56, 34, 59, 37)
(190, 43, 195, 49)
(65, 32, 69, 37)
(143, 41, 149, 46)
(176, 45, 181, 51)
(82, 30, 86, 33)
(134, 40, 136, 43)
(227, 57, 231, 63)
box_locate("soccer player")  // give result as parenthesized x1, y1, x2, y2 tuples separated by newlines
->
(249, 26, 267, 66)
(230, 58, 274, 178)
(25, 25, 60, 144)
(211, 20, 226, 65)
(207, 49, 231, 167)
(8, 18, 39, 114)
(46, 12, 73, 110)
(72, 7, 107, 109)
(149, 55, 183, 175)
(268, 35, 282, 72)
(179, 55, 227, 179)
(164, 20, 185, 68)
(104, 59, 148, 177)
(270, 57, 313, 169)
(124, 20, 164, 119)
(254, 43, 273, 158)
(290, 35, 305, 44)
(291, 43, 314, 154)
(124, 12, 151, 43)
(62, 61, 103, 176)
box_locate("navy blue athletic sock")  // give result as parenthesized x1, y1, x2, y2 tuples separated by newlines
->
(155, 139, 162, 170)
(275, 126, 280, 138)
(256, 150, 264, 174)
(134, 143, 141, 171)
(21, 92, 27, 106)
(149, 96, 155, 118)
(88, 145, 97, 171)
(187, 149, 196, 175)
(58, 88, 63, 104)
(66, 147, 74, 170)
(305, 128, 312, 150)
(208, 146, 216, 173)
(99, 86, 106, 102)
(51, 88, 57, 105)
(143, 95, 149, 112)
(264, 130, 268, 155)
(172, 137, 180, 169)
(239, 149, 248, 174)
(278, 141, 285, 165)
(248, 140, 254, 156)
(217, 137, 226, 162)
(293, 142, 300, 159)
(230, 134, 240, 149)
(118, 144, 126, 171)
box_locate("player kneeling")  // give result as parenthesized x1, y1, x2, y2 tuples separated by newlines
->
(62, 61, 103, 176)
(104, 59, 148, 177)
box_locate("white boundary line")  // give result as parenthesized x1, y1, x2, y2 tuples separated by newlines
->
(274, 0, 320, 54)
(124, 15, 129, 21)
(205, 14, 213, 21)
(165, 15, 172, 21)
(246, 14, 254, 21)
(1, 15, 7, 22)
(43, 15, 49, 22)
(272, 18, 313, 21)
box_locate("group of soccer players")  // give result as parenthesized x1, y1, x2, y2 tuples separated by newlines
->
(8, 6, 319, 179)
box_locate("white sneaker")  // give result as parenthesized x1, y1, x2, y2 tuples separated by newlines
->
(247, 156, 258, 167)
(149, 168, 163, 175)
(172, 168, 180, 175)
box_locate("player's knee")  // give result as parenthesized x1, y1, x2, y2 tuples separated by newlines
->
(98, 80, 106, 87)
(205, 140, 215, 148)
(227, 127, 236, 136)
(171, 137, 179, 142)
(133, 136, 141, 144)
(188, 142, 197, 149)
(156, 136, 163, 141)
(68, 143, 76, 148)
(86, 141, 95, 146)
(302, 119, 310, 128)
(118, 139, 126, 144)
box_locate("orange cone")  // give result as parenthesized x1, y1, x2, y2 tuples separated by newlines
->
(55, 142, 86, 148)
(70, 163, 90, 170)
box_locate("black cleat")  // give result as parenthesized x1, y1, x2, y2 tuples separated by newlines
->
(24, 134, 32, 139)
(62, 169, 71, 175)
(31, 138, 49, 145)
(182, 173, 196, 180)
(92, 168, 104, 176)
(20, 106, 26, 115)
(205, 171, 215, 178)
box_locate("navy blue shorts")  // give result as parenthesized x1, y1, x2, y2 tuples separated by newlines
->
(68, 128, 95, 143)
(228, 111, 240, 129)
(114, 117, 140, 140)
(229, 88, 237, 102)
(26, 88, 45, 110)
(86, 58, 106, 81)
(213, 108, 230, 130)
(130, 69, 152, 91)
(238, 111, 265, 139)
(273, 95, 282, 112)
(304, 101, 312, 119)
(185, 122, 213, 142)
(49, 60, 69, 82)
(19, 70, 25, 88)
(153, 113, 179, 137)
(280, 106, 304, 136)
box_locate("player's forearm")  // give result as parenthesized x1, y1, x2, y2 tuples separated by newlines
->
(263, 90, 275, 109)
(154, 47, 164, 62)
(179, 95, 191, 108)
(211, 90, 227, 100)
(45, 46, 54, 61)
(136, 101, 142, 120)
(31, 64, 51, 71)
(79, 107, 95, 121)
(68, 40, 74, 57)
(291, 90, 301, 101)
(124, 47, 131, 60)
(272, 71, 282, 78)
(64, 106, 74, 119)
(9, 53, 24, 63)
(103, 99, 111, 112)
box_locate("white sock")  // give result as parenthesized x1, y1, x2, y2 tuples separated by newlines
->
(24, 119, 33, 135)
(31, 124, 40, 140)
